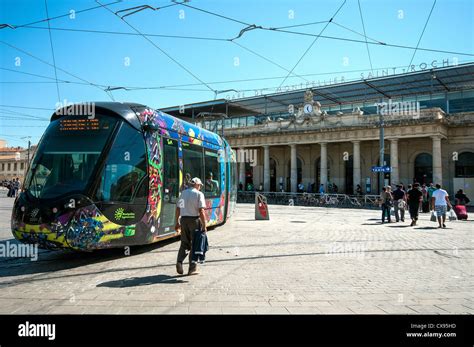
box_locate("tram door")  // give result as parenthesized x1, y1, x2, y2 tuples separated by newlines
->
(161, 138, 179, 234)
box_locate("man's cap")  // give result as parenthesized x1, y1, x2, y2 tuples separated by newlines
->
(191, 177, 203, 185)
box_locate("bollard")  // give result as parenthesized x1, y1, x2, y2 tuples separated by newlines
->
(255, 192, 269, 220)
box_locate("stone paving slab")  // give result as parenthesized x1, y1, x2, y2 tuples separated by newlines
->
(0, 198, 473, 314)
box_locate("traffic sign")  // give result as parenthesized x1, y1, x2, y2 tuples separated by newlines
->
(371, 166, 392, 173)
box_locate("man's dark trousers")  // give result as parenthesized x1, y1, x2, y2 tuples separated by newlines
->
(177, 216, 200, 263)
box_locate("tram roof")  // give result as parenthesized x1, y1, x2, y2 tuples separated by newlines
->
(51, 102, 224, 146)
(161, 63, 474, 117)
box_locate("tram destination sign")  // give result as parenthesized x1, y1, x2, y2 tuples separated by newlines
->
(60, 118, 100, 131)
(371, 166, 392, 173)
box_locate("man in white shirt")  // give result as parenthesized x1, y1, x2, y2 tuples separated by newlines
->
(175, 177, 207, 275)
(431, 183, 453, 229)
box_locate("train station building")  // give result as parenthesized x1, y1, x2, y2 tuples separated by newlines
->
(164, 63, 474, 197)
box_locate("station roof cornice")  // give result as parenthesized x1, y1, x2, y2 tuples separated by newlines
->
(161, 63, 474, 117)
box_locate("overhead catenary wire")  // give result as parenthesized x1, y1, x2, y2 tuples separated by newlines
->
(357, 0, 373, 73)
(263, 27, 474, 57)
(95, 0, 217, 96)
(231, 41, 310, 84)
(278, 0, 347, 88)
(179, 2, 251, 26)
(270, 20, 330, 30)
(0, 0, 123, 29)
(21, 25, 230, 41)
(44, 0, 61, 102)
(8, 10, 474, 57)
(0, 108, 50, 120)
(0, 40, 115, 101)
(0, 67, 85, 84)
(0, 104, 56, 111)
(331, 21, 383, 44)
(1, 0, 472, 112)
(407, 0, 437, 70)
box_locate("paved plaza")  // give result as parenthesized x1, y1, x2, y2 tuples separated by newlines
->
(0, 196, 473, 315)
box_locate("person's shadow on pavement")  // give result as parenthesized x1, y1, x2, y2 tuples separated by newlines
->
(97, 274, 188, 288)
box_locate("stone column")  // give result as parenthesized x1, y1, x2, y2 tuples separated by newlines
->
(239, 148, 245, 187)
(389, 139, 399, 185)
(263, 145, 270, 192)
(320, 142, 328, 189)
(432, 136, 443, 184)
(352, 141, 361, 194)
(290, 144, 297, 193)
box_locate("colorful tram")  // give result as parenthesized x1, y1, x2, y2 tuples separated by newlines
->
(11, 102, 238, 251)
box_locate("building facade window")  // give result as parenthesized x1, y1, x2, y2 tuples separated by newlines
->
(455, 152, 474, 178)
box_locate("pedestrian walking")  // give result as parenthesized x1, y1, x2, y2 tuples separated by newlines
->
(454, 189, 469, 220)
(421, 184, 430, 213)
(455, 189, 470, 206)
(13, 178, 20, 198)
(407, 183, 423, 226)
(380, 187, 393, 223)
(431, 183, 453, 229)
(392, 184, 406, 222)
(427, 183, 437, 200)
(7, 180, 14, 198)
(175, 177, 207, 275)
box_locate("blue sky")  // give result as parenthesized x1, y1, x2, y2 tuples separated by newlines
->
(1, 0, 473, 147)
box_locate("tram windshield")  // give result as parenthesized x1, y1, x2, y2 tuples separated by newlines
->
(24, 115, 118, 200)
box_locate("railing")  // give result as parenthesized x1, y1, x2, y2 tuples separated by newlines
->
(237, 191, 381, 209)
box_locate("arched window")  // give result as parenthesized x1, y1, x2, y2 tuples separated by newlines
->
(455, 152, 474, 177)
(414, 153, 433, 184)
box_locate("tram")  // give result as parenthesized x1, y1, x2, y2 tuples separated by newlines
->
(11, 102, 238, 251)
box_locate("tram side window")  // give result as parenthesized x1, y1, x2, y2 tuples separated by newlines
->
(204, 150, 220, 198)
(95, 123, 147, 204)
(182, 142, 203, 188)
(163, 138, 179, 202)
